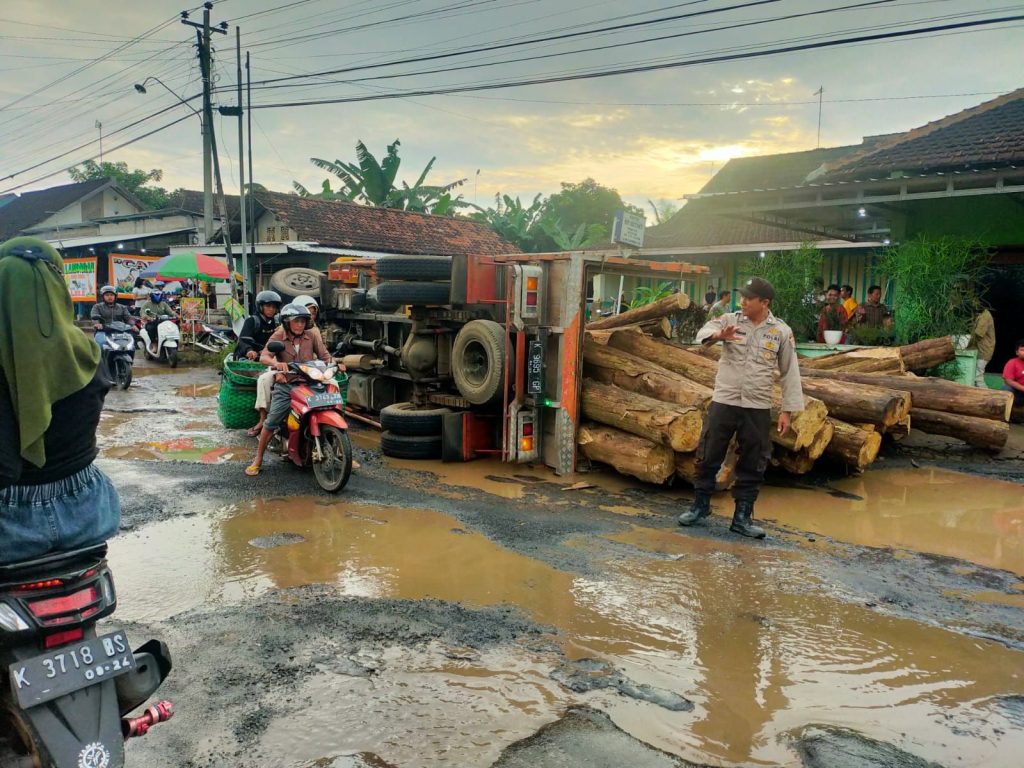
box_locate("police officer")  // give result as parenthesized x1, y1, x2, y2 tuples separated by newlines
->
(678, 277, 804, 539)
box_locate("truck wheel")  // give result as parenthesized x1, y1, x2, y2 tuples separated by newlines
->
(380, 402, 451, 437)
(375, 281, 450, 307)
(270, 267, 323, 301)
(376, 256, 452, 281)
(381, 431, 442, 460)
(452, 319, 506, 405)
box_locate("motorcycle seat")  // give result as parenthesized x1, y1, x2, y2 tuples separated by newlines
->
(0, 543, 107, 587)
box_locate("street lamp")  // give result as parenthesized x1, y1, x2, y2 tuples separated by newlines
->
(134, 77, 202, 119)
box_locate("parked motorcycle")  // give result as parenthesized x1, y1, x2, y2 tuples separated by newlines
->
(265, 341, 352, 492)
(96, 322, 136, 390)
(140, 316, 180, 368)
(0, 544, 173, 767)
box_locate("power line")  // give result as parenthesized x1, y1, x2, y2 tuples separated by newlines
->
(246, 14, 1024, 109)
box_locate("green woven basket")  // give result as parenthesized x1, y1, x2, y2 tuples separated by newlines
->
(218, 380, 259, 429)
(334, 370, 349, 406)
(222, 359, 266, 388)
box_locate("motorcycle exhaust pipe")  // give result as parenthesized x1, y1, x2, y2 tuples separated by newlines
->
(122, 700, 174, 739)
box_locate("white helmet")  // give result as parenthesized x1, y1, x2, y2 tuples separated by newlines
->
(293, 294, 318, 310)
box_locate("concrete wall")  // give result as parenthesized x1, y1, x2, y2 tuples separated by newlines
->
(255, 211, 296, 243)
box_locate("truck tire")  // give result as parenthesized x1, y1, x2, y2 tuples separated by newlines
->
(380, 402, 451, 437)
(366, 285, 400, 313)
(452, 319, 506, 405)
(270, 267, 323, 301)
(381, 431, 443, 460)
(375, 281, 450, 307)
(376, 256, 452, 281)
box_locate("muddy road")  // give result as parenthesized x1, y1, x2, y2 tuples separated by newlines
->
(96, 363, 1024, 767)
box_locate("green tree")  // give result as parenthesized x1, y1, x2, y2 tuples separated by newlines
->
(294, 139, 469, 215)
(470, 193, 553, 253)
(68, 160, 169, 210)
(743, 243, 823, 342)
(542, 178, 640, 237)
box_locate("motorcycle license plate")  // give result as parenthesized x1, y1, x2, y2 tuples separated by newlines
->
(9, 631, 134, 709)
(307, 392, 343, 408)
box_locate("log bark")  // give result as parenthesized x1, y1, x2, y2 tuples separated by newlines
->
(801, 370, 1013, 421)
(887, 415, 911, 441)
(581, 380, 703, 452)
(824, 418, 882, 471)
(799, 377, 911, 428)
(578, 423, 675, 484)
(586, 293, 690, 330)
(910, 408, 1009, 451)
(899, 336, 956, 371)
(586, 318, 670, 345)
(582, 339, 712, 408)
(772, 420, 834, 475)
(675, 439, 737, 491)
(800, 347, 905, 374)
(609, 330, 828, 450)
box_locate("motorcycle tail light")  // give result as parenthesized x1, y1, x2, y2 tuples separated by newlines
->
(28, 586, 98, 619)
(15, 578, 63, 591)
(44, 627, 84, 649)
(0, 603, 29, 632)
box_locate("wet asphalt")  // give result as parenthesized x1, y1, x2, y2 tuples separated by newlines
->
(96, 362, 1024, 767)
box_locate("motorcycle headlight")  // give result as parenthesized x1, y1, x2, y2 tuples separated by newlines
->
(299, 364, 324, 381)
(324, 366, 337, 380)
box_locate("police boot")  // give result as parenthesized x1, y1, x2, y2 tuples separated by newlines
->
(730, 500, 766, 539)
(678, 492, 712, 526)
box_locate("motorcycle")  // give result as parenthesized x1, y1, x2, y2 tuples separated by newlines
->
(139, 315, 180, 368)
(266, 341, 353, 493)
(96, 322, 136, 390)
(0, 544, 174, 767)
(183, 320, 234, 354)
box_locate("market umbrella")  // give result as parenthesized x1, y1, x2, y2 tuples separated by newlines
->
(140, 251, 230, 282)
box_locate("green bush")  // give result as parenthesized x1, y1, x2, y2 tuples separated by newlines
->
(742, 243, 822, 341)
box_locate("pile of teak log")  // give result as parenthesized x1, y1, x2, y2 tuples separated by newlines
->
(577, 294, 1014, 487)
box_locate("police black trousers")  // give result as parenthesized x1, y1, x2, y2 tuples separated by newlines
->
(694, 401, 772, 502)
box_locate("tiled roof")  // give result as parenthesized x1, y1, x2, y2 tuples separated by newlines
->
(645, 202, 820, 249)
(822, 88, 1024, 181)
(0, 178, 111, 240)
(253, 191, 517, 256)
(165, 189, 240, 219)
(698, 145, 861, 195)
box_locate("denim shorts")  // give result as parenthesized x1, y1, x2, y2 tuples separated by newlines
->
(263, 382, 295, 431)
(0, 464, 121, 565)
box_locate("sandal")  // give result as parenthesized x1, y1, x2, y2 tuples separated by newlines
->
(352, 459, 361, 471)
(245, 463, 262, 476)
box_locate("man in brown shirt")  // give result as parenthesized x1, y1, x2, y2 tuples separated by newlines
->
(246, 303, 331, 476)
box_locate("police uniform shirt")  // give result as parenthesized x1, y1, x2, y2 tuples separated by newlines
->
(695, 311, 804, 412)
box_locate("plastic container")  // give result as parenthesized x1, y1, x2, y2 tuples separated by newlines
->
(823, 330, 843, 346)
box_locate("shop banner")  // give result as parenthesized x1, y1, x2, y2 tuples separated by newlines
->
(181, 297, 206, 321)
(110, 254, 158, 298)
(64, 258, 97, 303)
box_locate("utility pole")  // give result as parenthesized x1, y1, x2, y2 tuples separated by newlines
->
(246, 52, 255, 278)
(814, 85, 824, 148)
(95, 121, 103, 163)
(182, 3, 226, 245)
(235, 27, 247, 310)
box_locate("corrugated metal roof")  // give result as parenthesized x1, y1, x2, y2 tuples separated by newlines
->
(47, 227, 196, 249)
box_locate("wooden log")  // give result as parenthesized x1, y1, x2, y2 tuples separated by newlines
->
(586, 318, 670, 345)
(581, 380, 703, 452)
(582, 340, 712, 408)
(774, 418, 834, 459)
(675, 439, 737, 491)
(609, 330, 827, 450)
(899, 336, 956, 371)
(910, 408, 1009, 451)
(887, 415, 911, 441)
(800, 377, 911, 428)
(772, 420, 834, 475)
(586, 293, 690, 330)
(800, 347, 905, 374)
(801, 370, 1013, 421)
(824, 418, 882, 471)
(578, 423, 675, 484)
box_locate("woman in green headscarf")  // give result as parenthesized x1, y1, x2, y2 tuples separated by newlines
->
(0, 236, 121, 564)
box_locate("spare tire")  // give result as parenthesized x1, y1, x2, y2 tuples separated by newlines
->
(366, 286, 400, 313)
(375, 281, 450, 307)
(452, 319, 506, 405)
(270, 267, 323, 301)
(376, 256, 453, 281)
(381, 431, 443, 460)
(380, 402, 451, 436)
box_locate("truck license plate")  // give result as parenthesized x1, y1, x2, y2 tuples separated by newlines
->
(10, 631, 134, 709)
(307, 392, 342, 408)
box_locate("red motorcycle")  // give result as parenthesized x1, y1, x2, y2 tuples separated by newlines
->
(266, 342, 353, 492)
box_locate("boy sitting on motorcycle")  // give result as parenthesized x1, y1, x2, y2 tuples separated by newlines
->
(245, 303, 332, 477)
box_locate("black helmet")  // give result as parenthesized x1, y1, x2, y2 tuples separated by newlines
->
(279, 302, 310, 328)
(100, 284, 116, 297)
(255, 290, 281, 308)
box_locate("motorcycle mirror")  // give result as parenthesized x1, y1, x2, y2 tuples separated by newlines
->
(267, 341, 286, 354)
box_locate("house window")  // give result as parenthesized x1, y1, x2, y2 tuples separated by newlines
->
(279, 225, 290, 241)
(265, 226, 277, 242)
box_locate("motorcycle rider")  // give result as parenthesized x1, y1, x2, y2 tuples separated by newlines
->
(245, 303, 331, 477)
(140, 282, 178, 354)
(0, 237, 120, 563)
(293, 294, 321, 333)
(237, 290, 282, 436)
(90, 284, 132, 345)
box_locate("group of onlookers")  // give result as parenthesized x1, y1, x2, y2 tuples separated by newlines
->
(814, 283, 893, 345)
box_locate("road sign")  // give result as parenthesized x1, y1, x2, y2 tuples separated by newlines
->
(611, 210, 645, 248)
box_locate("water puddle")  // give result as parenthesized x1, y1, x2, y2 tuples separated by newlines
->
(103, 436, 249, 463)
(757, 468, 1024, 575)
(175, 383, 220, 397)
(109, 498, 1024, 766)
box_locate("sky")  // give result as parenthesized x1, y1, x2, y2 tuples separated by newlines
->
(0, 0, 1021, 215)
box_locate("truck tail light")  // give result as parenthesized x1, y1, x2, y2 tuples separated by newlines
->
(526, 276, 538, 291)
(520, 436, 533, 452)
